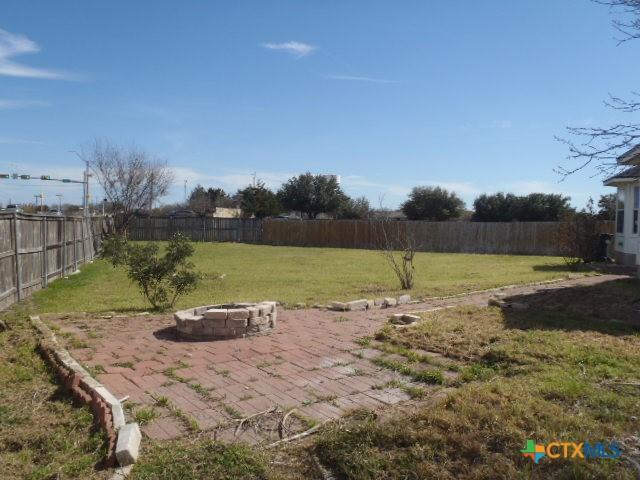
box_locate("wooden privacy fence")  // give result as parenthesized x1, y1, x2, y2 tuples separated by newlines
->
(262, 219, 573, 255)
(0, 213, 111, 311)
(129, 217, 614, 256)
(128, 217, 263, 243)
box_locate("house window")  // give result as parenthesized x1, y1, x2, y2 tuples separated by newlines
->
(634, 186, 640, 234)
(617, 189, 625, 234)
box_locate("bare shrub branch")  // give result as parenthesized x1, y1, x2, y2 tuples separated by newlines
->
(373, 216, 418, 290)
(559, 1, 640, 177)
(82, 138, 173, 233)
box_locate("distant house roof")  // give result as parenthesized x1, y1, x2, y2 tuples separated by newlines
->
(618, 144, 640, 164)
(603, 165, 640, 186)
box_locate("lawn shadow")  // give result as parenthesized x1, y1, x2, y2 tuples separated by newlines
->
(531, 263, 635, 275)
(500, 278, 640, 336)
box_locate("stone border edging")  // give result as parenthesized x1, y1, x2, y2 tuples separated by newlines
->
(29, 315, 141, 473)
(323, 274, 597, 313)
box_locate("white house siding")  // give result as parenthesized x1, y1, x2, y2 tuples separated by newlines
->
(615, 183, 640, 265)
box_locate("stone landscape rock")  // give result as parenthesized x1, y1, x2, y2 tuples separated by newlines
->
(330, 301, 349, 311)
(383, 297, 397, 308)
(398, 294, 411, 305)
(346, 299, 369, 311)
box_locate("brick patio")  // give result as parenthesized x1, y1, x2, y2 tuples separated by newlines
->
(48, 274, 624, 444)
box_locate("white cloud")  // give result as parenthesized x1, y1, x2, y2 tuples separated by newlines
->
(0, 28, 78, 80)
(0, 136, 44, 145)
(0, 98, 50, 110)
(324, 74, 396, 84)
(261, 41, 317, 58)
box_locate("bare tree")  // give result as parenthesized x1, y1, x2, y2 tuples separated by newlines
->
(373, 214, 418, 290)
(558, 1, 640, 177)
(83, 139, 173, 233)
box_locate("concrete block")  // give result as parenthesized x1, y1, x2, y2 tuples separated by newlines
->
(182, 317, 202, 330)
(227, 317, 248, 328)
(269, 314, 277, 328)
(330, 301, 349, 311)
(374, 298, 385, 306)
(115, 422, 141, 466)
(270, 309, 277, 323)
(366, 300, 375, 310)
(249, 316, 269, 326)
(201, 326, 214, 336)
(246, 306, 259, 318)
(227, 308, 250, 320)
(346, 299, 369, 311)
(111, 403, 126, 429)
(204, 309, 228, 320)
(213, 327, 236, 337)
(202, 317, 227, 329)
(383, 297, 397, 308)
(398, 294, 411, 305)
(258, 303, 273, 316)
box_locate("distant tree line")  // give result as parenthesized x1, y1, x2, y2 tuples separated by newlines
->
(82, 139, 615, 228)
(171, 180, 617, 223)
(172, 173, 374, 220)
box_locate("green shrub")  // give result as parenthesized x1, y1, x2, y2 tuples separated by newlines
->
(102, 233, 200, 310)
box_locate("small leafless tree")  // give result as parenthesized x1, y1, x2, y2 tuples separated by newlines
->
(558, 1, 640, 177)
(558, 198, 601, 270)
(82, 139, 173, 234)
(374, 214, 418, 290)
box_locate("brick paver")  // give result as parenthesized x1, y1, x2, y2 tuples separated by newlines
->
(49, 274, 625, 443)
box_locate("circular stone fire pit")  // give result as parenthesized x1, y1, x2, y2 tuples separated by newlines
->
(174, 301, 277, 340)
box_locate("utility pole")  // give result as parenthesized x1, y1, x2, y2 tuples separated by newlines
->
(34, 195, 40, 212)
(251, 172, 257, 187)
(56, 194, 63, 212)
(82, 161, 91, 217)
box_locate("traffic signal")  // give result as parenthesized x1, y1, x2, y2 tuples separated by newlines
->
(0, 173, 9, 179)
(40, 175, 51, 180)
(19, 175, 31, 180)
(62, 179, 71, 183)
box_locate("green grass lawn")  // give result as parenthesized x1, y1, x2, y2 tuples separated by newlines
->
(33, 242, 586, 313)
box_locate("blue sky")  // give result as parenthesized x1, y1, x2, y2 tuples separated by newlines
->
(0, 0, 637, 209)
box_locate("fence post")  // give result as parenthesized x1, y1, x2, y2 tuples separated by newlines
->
(73, 218, 78, 272)
(12, 212, 22, 301)
(61, 217, 66, 277)
(42, 216, 48, 287)
(81, 218, 87, 264)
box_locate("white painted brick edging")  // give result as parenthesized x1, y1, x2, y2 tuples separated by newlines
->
(30, 315, 141, 470)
